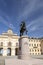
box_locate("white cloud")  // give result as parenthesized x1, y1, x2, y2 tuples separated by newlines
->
(30, 26, 37, 31)
(0, 14, 15, 30)
(27, 16, 43, 32)
(17, 0, 43, 34)
(9, 24, 15, 29)
(17, 0, 43, 21)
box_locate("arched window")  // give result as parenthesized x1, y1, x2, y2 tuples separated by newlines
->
(1, 42, 3, 46)
(16, 43, 19, 47)
(8, 42, 11, 46)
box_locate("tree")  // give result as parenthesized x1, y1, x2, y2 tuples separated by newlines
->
(20, 21, 28, 36)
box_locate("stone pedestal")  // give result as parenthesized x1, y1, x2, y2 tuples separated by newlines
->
(19, 35, 30, 60)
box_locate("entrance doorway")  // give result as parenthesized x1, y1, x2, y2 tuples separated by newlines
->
(7, 48, 11, 56)
(0, 48, 3, 56)
(15, 48, 19, 55)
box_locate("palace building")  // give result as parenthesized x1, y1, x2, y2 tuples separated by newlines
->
(0, 29, 43, 56)
(0, 29, 19, 56)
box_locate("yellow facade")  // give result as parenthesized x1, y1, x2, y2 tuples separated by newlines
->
(29, 39, 41, 55)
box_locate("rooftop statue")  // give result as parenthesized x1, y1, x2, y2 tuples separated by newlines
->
(20, 21, 28, 36)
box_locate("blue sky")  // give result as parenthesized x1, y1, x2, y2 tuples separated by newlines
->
(0, 0, 43, 38)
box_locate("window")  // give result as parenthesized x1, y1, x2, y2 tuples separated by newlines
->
(30, 49, 31, 52)
(41, 53, 43, 55)
(35, 53, 37, 55)
(38, 49, 39, 52)
(33, 53, 34, 55)
(29, 40, 30, 42)
(35, 49, 36, 52)
(16, 43, 18, 47)
(37, 44, 38, 46)
(34, 44, 36, 46)
(1, 42, 3, 46)
(38, 53, 39, 55)
(8, 42, 11, 46)
(32, 44, 33, 46)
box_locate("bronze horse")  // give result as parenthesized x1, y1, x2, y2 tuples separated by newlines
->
(20, 22, 28, 36)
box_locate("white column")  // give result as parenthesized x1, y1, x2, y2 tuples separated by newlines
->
(3, 48, 7, 56)
(11, 48, 15, 56)
(3, 41, 8, 56)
